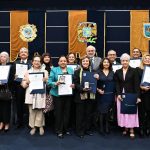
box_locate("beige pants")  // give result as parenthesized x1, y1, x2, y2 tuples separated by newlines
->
(28, 105, 45, 128)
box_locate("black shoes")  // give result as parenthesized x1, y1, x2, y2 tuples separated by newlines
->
(139, 129, 144, 137)
(16, 124, 24, 129)
(85, 130, 93, 136)
(57, 133, 64, 139)
(77, 134, 84, 138)
(76, 132, 84, 138)
(65, 131, 71, 135)
(146, 129, 150, 136)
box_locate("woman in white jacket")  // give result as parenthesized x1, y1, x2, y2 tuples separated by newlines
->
(22, 55, 48, 135)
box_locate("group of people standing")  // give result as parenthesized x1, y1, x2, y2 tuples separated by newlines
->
(0, 46, 150, 140)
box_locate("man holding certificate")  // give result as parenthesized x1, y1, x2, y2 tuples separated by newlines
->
(21, 55, 48, 136)
(48, 56, 74, 138)
(115, 53, 141, 138)
(12, 47, 31, 128)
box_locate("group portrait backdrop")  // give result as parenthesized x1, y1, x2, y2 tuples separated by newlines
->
(0, 10, 150, 64)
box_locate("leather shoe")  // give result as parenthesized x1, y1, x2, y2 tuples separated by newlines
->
(16, 124, 23, 129)
(57, 133, 63, 139)
(4, 129, 9, 133)
(66, 131, 71, 135)
(85, 131, 93, 136)
(139, 129, 144, 137)
(146, 129, 150, 136)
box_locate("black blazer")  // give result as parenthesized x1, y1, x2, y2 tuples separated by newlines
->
(114, 66, 140, 97)
(73, 68, 91, 103)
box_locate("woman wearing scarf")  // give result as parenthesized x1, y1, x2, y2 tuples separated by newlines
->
(73, 55, 98, 138)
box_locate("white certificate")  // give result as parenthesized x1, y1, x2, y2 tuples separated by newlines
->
(129, 59, 141, 68)
(67, 64, 79, 71)
(16, 63, 28, 79)
(29, 72, 44, 93)
(58, 74, 73, 95)
(0, 65, 10, 83)
(112, 65, 122, 72)
(141, 66, 150, 85)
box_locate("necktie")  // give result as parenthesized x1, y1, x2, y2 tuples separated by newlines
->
(90, 58, 94, 70)
(21, 60, 25, 64)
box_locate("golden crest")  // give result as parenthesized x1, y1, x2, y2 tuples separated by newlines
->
(19, 24, 37, 42)
(78, 22, 97, 43)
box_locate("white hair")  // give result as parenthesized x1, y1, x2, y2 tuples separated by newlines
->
(86, 45, 96, 51)
(19, 47, 28, 53)
(0, 51, 10, 62)
(120, 53, 130, 61)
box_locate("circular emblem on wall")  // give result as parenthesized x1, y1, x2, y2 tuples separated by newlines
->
(19, 24, 37, 42)
(78, 22, 97, 43)
(143, 23, 150, 38)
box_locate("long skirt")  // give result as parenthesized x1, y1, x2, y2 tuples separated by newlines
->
(117, 100, 139, 128)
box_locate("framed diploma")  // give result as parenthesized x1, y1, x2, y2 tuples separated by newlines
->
(129, 58, 141, 68)
(141, 66, 150, 86)
(81, 71, 97, 93)
(112, 64, 122, 72)
(29, 72, 45, 94)
(0, 65, 11, 84)
(16, 63, 28, 82)
(58, 74, 73, 95)
(121, 93, 137, 114)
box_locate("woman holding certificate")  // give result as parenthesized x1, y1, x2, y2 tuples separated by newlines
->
(137, 54, 150, 136)
(0, 52, 13, 132)
(21, 55, 48, 136)
(115, 53, 141, 138)
(48, 56, 74, 138)
(73, 56, 98, 138)
(97, 58, 115, 135)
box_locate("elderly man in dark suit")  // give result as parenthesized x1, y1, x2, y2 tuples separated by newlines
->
(12, 47, 31, 128)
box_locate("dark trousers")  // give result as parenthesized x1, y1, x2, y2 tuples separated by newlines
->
(0, 101, 11, 124)
(53, 96, 71, 134)
(99, 113, 109, 133)
(138, 102, 150, 129)
(15, 84, 26, 125)
(76, 100, 94, 135)
(69, 95, 76, 128)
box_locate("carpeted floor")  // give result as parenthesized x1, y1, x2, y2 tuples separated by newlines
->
(0, 127, 150, 150)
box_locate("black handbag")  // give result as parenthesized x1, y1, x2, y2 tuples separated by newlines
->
(0, 85, 13, 101)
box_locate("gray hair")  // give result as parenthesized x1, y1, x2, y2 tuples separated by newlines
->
(120, 53, 130, 61)
(0, 51, 10, 62)
(86, 45, 96, 51)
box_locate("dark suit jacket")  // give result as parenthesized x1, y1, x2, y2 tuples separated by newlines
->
(73, 68, 92, 103)
(114, 66, 140, 97)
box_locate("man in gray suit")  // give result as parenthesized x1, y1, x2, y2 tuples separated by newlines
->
(86, 45, 101, 72)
